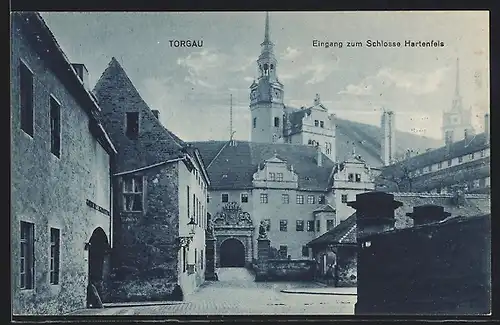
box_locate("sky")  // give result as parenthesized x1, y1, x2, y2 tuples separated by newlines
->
(40, 11, 490, 142)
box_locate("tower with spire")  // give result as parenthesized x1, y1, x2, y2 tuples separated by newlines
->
(442, 57, 475, 145)
(249, 12, 285, 143)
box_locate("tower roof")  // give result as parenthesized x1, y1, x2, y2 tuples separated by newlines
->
(451, 57, 463, 112)
(260, 11, 274, 53)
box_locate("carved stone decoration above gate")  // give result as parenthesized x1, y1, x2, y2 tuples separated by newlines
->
(213, 202, 253, 228)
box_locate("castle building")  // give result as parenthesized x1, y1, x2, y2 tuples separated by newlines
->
(442, 58, 476, 145)
(191, 12, 443, 269)
(249, 12, 336, 162)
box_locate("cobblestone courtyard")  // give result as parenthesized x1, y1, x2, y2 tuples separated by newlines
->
(71, 268, 356, 315)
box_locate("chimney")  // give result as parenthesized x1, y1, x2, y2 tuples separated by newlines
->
(349, 192, 403, 239)
(381, 110, 396, 166)
(484, 113, 490, 144)
(406, 204, 451, 227)
(316, 144, 323, 167)
(71, 63, 90, 92)
(152, 110, 160, 119)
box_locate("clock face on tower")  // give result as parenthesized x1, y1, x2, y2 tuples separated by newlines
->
(251, 89, 257, 100)
(273, 89, 280, 99)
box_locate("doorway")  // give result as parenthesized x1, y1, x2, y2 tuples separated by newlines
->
(87, 227, 109, 308)
(219, 238, 245, 267)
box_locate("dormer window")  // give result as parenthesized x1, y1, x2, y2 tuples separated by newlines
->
(269, 172, 276, 181)
(348, 173, 354, 182)
(320, 121, 324, 128)
(126, 112, 139, 138)
(314, 120, 319, 127)
(276, 173, 283, 182)
(355, 174, 361, 182)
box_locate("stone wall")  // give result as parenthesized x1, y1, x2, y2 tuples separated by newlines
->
(106, 164, 181, 302)
(356, 214, 491, 315)
(264, 259, 315, 281)
(11, 14, 112, 315)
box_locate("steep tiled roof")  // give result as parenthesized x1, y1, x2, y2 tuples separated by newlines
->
(307, 193, 490, 246)
(380, 132, 489, 176)
(190, 141, 335, 191)
(93, 58, 189, 173)
(307, 213, 357, 247)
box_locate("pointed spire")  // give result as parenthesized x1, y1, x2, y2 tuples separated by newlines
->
(264, 11, 271, 44)
(455, 57, 460, 97)
(451, 57, 463, 112)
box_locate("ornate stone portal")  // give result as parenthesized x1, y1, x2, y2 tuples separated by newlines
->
(213, 202, 255, 267)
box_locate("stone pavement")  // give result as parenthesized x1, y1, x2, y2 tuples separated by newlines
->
(281, 287, 357, 296)
(69, 268, 356, 316)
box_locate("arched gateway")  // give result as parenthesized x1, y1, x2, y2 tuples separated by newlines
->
(212, 202, 254, 268)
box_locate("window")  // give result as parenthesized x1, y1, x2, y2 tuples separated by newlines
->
(241, 193, 248, 203)
(20, 221, 34, 289)
(187, 186, 190, 218)
(274, 117, 280, 127)
(458, 156, 463, 163)
(302, 246, 309, 257)
(182, 247, 188, 272)
(438, 162, 442, 169)
(276, 173, 283, 182)
(355, 174, 361, 182)
(253, 117, 257, 128)
(192, 194, 195, 217)
(348, 173, 354, 182)
(469, 153, 475, 160)
(269, 172, 276, 181)
(221, 193, 229, 203)
(447, 159, 452, 167)
(319, 195, 326, 204)
(123, 176, 143, 211)
(308, 139, 312, 145)
(327, 219, 335, 231)
(20, 62, 34, 136)
(50, 228, 60, 285)
(200, 249, 204, 269)
(296, 220, 304, 231)
(307, 220, 315, 232)
(320, 121, 324, 128)
(296, 195, 304, 204)
(260, 193, 268, 204)
(207, 193, 210, 203)
(341, 194, 348, 203)
(282, 194, 289, 204)
(263, 219, 271, 231)
(473, 179, 480, 188)
(125, 112, 139, 138)
(280, 219, 288, 232)
(279, 245, 288, 259)
(480, 150, 485, 158)
(307, 195, 315, 204)
(50, 97, 61, 157)
(316, 220, 320, 232)
(314, 120, 319, 127)
(194, 248, 197, 267)
(326, 142, 332, 155)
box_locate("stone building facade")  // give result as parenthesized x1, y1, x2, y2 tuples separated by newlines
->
(11, 12, 116, 315)
(93, 58, 210, 300)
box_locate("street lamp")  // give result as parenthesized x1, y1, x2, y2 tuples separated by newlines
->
(188, 217, 197, 236)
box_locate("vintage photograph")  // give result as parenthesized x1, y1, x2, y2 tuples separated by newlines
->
(10, 10, 490, 317)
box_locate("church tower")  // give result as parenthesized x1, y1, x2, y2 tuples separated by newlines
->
(250, 12, 285, 143)
(442, 58, 475, 145)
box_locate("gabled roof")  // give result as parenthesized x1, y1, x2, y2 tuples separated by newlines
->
(313, 204, 335, 213)
(189, 141, 335, 191)
(307, 192, 490, 246)
(307, 213, 357, 247)
(13, 12, 117, 155)
(93, 58, 196, 173)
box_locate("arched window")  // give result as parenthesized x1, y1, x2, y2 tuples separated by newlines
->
(308, 139, 312, 145)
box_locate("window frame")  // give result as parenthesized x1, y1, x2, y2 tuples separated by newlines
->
(296, 195, 304, 204)
(221, 193, 229, 203)
(49, 227, 60, 285)
(125, 111, 140, 138)
(20, 221, 35, 290)
(279, 219, 288, 232)
(341, 194, 348, 203)
(241, 193, 249, 203)
(122, 175, 144, 212)
(260, 193, 268, 204)
(307, 220, 315, 232)
(49, 95, 62, 158)
(19, 60, 34, 137)
(282, 194, 289, 204)
(307, 195, 315, 204)
(296, 220, 304, 232)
